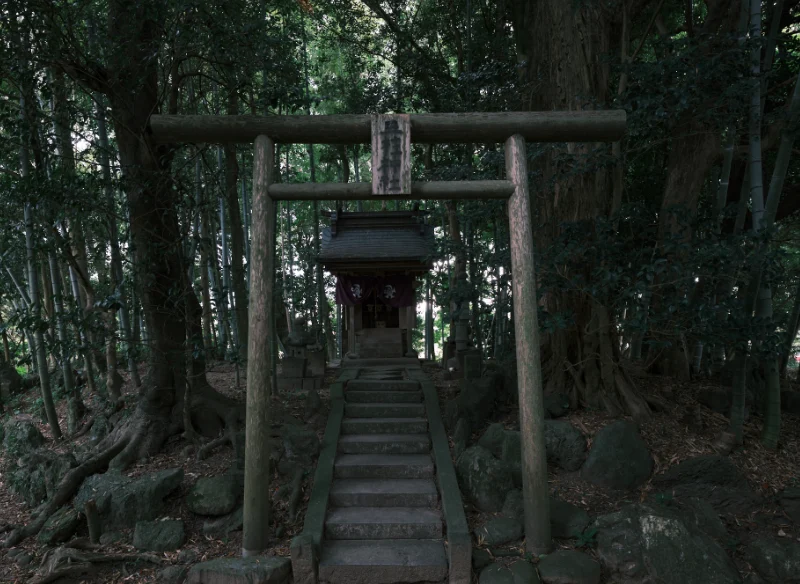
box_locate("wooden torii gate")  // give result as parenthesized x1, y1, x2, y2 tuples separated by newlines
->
(149, 111, 626, 558)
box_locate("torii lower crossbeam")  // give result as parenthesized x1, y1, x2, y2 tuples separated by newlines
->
(151, 110, 627, 581)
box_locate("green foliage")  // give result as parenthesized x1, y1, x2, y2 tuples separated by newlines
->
(0, 0, 798, 451)
(575, 526, 598, 549)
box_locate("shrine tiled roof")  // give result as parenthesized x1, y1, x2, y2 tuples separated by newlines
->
(319, 211, 434, 265)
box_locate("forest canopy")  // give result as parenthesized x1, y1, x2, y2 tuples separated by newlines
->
(0, 0, 799, 543)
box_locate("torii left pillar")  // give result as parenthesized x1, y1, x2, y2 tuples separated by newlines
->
(242, 134, 276, 556)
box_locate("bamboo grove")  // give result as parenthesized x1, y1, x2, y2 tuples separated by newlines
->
(0, 0, 799, 469)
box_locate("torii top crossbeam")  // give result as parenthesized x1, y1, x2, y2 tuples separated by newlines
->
(148, 111, 626, 145)
(157, 109, 627, 568)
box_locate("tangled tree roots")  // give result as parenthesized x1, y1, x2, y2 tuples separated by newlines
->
(3, 437, 130, 547)
(30, 544, 161, 584)
(5, 376, 244, 547)
(551, 302, 653, 421)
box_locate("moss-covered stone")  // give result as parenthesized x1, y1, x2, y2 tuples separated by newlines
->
(186, 473, 240, 516)
(456, 445, 514, 512)
(187, 556, 291, 584)
(133, 519, 185, 552)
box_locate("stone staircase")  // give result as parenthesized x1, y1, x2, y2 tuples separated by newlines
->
(317, 368, 449, 584)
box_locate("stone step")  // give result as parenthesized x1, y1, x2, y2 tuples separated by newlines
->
(325, 507, 443, 539)
(329, 479, 439, 507)
(345, 390, 423, 404)
(341, 417, 428, 435)
(318, 539, 448, 584)
(338, 433, 430, 455)
(334, 454, 434, 479)
(345, 403, 426, 418)
(347, 380, 420, 392)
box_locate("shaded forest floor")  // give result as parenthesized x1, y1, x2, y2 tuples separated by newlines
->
(0, 361, 336, 583)
(424, 361, 800, 582)
(2, 361, 798, 583)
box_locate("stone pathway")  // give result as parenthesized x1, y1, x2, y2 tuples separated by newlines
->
(317, 367, 449, 584)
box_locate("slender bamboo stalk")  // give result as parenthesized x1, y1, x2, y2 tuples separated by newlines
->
(96, 92, 140, 387)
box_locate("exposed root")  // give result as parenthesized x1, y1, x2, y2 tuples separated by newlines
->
(288, 467, 305, 520)
(30, 546, 161, 584)
(197, 429, 233, 461)
(3, 437, 130, 547)
(70, 416, 95, 440)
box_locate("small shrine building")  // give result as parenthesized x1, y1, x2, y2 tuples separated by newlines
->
(319, 209, 433, 359)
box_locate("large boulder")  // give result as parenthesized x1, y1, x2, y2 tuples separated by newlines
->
(3, 417, 45, 456)
(0, 362, 23, 396)
(202, 506, 243, 537)
(550, 499, 590, 539)
(157, 566, 189, 584)
(456, 445, 514, 512)
(544, 392, 570, 419)
(445, 375, 501, 429)
(480, 561, 543, 584)
(744, 536, 800, 583)
(537, 550, 600, 584)
(581, 421, 652, 490)
(502, 489, 524, 517)
(544, 420, 587, 472)
(475, 517, 524, 546)
(501, 490, 590, 538)
(38, 506, 82, 545)
(676, 497, 729, 540)
(280, 425, 320, 474)
(10, 449, 77, 507)
(500, 431, 523, 486)
(478, 423, 507, 458)
(652, 455, 760, 514)
(473, 548, 493, 571)
(593, 504, 741, 584)
(186, 472, 241, 516)
(133, 519, 185, 552)
(74, 468, 184, 530)
(780, 391, 800, 415)
(780, 487, 800, 524)
(510, 561, 542, 584)
(454, 417, 470, 458)
(698, 388, 733, 415)
(479, 564, 514, 584)
(187, 556, 291, 584)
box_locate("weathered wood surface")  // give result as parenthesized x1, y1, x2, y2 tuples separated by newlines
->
(148, 111, 626, 144)
(242, 135, 276, 557)
(371, 114, 411, 195)
(268, 180, 514, 200)
(505, 134, 550, 555)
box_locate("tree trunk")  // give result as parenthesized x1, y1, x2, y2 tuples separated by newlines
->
(241, 152, 251, 290)
(58, 0, 243, 468)
(444, 200, 466, 336)
(96, 91, 140, 388)
(511, 0, 650, 417)
(205, 202, 229, 358)
(67, 261, 97, 395)
(52, 69, 105, 380)
(25, 203, 61, 439)
(17, 36, 62, 438)
(780, 278, 800, 375)
(48, 249, 84, 433)
(225, 87, 249, 363)
(218, 147, 239, 356)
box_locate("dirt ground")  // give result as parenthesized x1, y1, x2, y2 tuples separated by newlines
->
(0, 361, 336, 583)
(424, 361, 800, 581)
(1, 361, 798, 583)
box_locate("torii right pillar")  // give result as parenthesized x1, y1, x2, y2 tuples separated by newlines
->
(505, 134, 550, 555)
